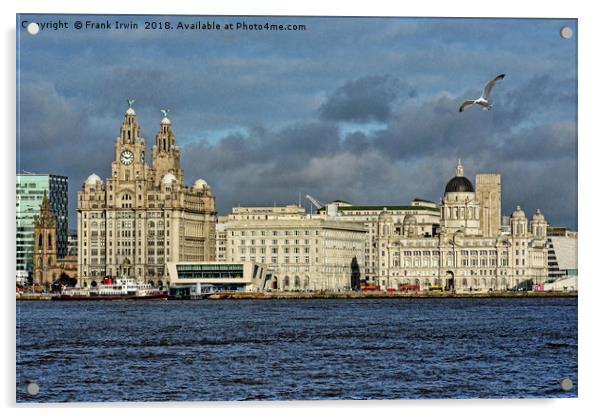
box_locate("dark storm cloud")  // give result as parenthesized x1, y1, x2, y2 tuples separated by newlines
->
(16, 16, 577, 230)
(177, 73, 576, 229)
(319, 75, 416, 123)
(18, 79, 112, 176)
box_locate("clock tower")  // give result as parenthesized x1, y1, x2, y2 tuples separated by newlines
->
(111, 102, 150, 184)
(77, 101, 217, 287)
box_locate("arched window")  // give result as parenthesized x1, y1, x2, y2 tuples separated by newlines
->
(48, 234, 52, 249)
(38, 234, 42, 248)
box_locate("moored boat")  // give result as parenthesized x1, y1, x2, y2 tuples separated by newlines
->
(54, 277, 168, 300)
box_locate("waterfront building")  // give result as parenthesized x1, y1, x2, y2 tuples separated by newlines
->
(166, 261, 268, 294)
(16, 173, 68, 278)
(32, 192, 77, 286)
(546, 227, 578, 280)
(216, 220, 228, 262)
(373, 161, 548, 291)
(219, 206, 366, 291)
(77, 103, 217, 287)
(67, 229, 78, 256)
(543, 277, 577, 291)
(315, 199, 441, 280)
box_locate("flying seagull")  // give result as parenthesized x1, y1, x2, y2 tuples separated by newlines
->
(459, 74, 505, 112)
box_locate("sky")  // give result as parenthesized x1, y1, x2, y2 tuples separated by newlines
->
(16, 15, 578, 229)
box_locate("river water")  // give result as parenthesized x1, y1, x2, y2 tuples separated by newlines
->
(16, 297, 577, 402)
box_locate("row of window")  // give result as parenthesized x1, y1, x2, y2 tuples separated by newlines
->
(234, 230, 320, 237)
(239, 239, 315, 246)
(82, 212, 170, 219)
(239, 247, 312, 255)
(237, 256, 316, 264)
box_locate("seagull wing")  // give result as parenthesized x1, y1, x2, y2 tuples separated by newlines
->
(481, 74, 505, 99)
(459, 100, 476, 112)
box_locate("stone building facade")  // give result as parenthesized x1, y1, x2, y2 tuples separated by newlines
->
(316, 199, 441, 280)
(375, 161, 548, 291)
(33, 192, 77, 287)
(218, 206, 366, 291)
(33, 192, 58, 287)
(77, 103, 217, 287)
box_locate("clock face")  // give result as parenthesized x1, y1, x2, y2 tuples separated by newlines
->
(120, 150, 134, 165)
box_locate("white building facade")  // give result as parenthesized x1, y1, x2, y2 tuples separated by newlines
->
(316, 199, 441, 280)
(219, 206, 366, 291)
(374, 161, 548, 291)
(546, 227, 578, 280)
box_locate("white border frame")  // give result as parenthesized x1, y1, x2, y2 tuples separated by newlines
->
(3, 1, 599, 415)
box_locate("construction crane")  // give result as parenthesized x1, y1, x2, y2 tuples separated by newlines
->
(305, 194, 324, 211)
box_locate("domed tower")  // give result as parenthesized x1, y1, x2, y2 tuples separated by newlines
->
(511, 206, 528, 236)
(378, 208, 394, 238)
(402, 214, 418, 237)
(531, 209, 547, 239)
(85, 173, 103, 187)
(190, 178, 216, 214)
(152, 109, 183, 187)
(441, 160, 481, 235)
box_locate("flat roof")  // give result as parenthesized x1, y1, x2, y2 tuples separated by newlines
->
(322, 205, 440, 213)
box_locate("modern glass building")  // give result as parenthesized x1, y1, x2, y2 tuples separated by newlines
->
(165, 261, 267, 293)
(16, 174, 68, 276)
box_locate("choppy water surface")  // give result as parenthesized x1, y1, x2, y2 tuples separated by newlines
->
(16, 298, 577, 402)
